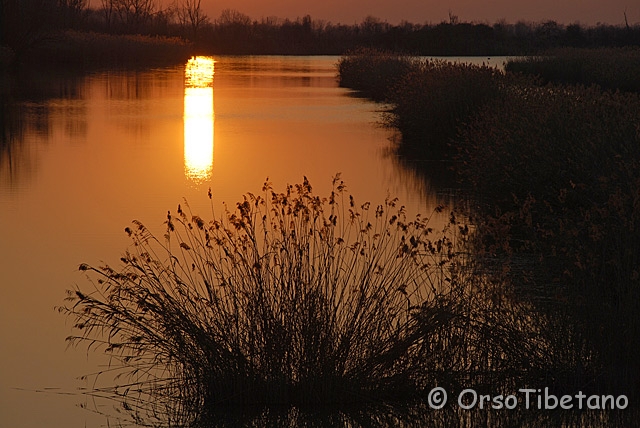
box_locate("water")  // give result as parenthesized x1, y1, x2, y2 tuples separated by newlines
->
(0, 56, 453, 427)
(1, 55, 635, 427)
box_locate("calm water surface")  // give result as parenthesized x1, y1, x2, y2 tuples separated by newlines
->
(0, 56, 451, 427)
(1, 56, 631, 427)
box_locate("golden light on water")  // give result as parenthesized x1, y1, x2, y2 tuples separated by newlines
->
(185, 56, 214, 88)
(184, 56, 215, 183)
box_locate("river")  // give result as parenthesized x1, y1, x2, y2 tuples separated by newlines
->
(1, 55, 475, 426)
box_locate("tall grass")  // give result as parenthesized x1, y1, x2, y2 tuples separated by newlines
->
(337, 48, 416, 101)
(337, 49, 510, 158)
(60, 177, 546, 425)
(337, 47, 640, 405)
(505, 47, 640, 92)
(385, 60, 505, 157)
(455, 81, 640, 397)
(28, 30, 192, 68)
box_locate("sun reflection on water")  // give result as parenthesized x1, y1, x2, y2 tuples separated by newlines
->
(184, 56, 215, 183)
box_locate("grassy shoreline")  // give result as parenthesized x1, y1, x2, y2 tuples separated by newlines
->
(338, 49, 512, 159)
(505, 47, 640, 92)
(338, 48, 640, 401)
(1, 30, 193, 70)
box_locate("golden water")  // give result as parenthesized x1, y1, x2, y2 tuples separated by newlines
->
(0, 55, 455, 427)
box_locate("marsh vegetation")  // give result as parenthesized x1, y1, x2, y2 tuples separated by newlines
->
(338, 48, 640, 407)
(61, 176, 557, 425)
(505, 47, 640, 92)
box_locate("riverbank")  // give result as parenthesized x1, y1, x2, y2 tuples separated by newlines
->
(1, 30, 193, 70)
(338, 48, 640, 399)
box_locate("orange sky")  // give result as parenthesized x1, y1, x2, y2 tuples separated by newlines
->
(192, 0, 640, 26)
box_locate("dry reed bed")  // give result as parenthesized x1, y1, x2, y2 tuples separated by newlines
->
(338, 48, 640, 399)
(30, 30, 192, 67)
(505, 47, 640, 92)
(456, 82, 640, 397)
(384, 61, 504, 157)
(338, 51, 509, 157)
(337, 48, 417, 101)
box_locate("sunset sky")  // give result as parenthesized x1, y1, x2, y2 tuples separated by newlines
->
(189, 0, 640, 26)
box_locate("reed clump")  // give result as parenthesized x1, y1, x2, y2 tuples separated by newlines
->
(337, 48, 416, 101)
(61, 177, 546, 425)
(505, 47, 640, 93)
(338, 49, 514, 158)
(385, 60, 505, 157)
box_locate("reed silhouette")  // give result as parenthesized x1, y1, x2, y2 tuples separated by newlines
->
(61, 176, 547, 425)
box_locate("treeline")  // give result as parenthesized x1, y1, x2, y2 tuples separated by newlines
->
(0, 0, 194, 67)
(201, 15, 640, 55)
(3, 0, 640, 64)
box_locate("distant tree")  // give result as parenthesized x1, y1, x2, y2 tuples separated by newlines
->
(100, 0, 116, 30)
(216, 9, 251, 27)
(565, 23, 585, 46)
(57, 0, 87, 28)
(361, 16, 386, 35)
(301, 14, 311, 32)
(448, 10, 459, 25)
(312, 18, 327, 33)
(152, 6, 177, 36)
(211, 9, 253, 53)
(514, 20, 533, 39)
(114, 0, 155, 31)
(398, 20, 419, 32)
(536, 20, 563, 48)
(492, 18, 511, 37)
(177, 0, 209, 40)
(261, 16, 281, 26)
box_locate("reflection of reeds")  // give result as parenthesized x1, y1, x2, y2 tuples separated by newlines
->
(0, 101, 51, 188)
(61, 176, 546, 425)
(141, 402, 632, 428)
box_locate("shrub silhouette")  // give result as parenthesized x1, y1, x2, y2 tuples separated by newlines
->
(61, 177, 546, 425)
